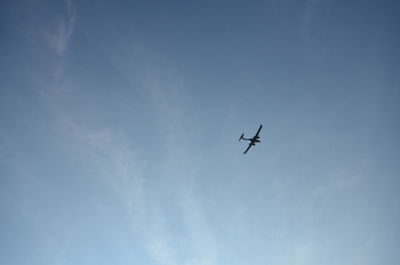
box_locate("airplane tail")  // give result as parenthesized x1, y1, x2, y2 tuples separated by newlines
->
(239, 133, 244, 141)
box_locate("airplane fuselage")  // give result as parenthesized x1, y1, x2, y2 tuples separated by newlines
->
(247, 137, 261, 145)
(239, 124, 263, 154)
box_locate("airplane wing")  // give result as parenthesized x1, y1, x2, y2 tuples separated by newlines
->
(254, 124, 263, 137)
(243, 143, 253, 154)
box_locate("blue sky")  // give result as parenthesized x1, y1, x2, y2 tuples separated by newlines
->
(1, 0, 399, 264)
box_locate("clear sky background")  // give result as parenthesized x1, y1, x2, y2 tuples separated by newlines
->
(1, 0, 399, 264)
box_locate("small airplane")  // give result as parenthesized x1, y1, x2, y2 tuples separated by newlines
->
(239, 124, 263, 154)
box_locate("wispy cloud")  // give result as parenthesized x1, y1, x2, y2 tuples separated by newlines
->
(181, 193, 218, 265)
(41, 13, 219, 261)
(132, 55, 218, 265)
(301, 0, 326, 42)
(52, 57, 218, 265)
(65, 121, 147, 224)
(62, 118, 218, 265)
(312, 165, 366, 198)
(45, 0, 76, 57)
(292, 243, 314, 265)
(40, 0, 77, 94)
(303, 0, 320, 26)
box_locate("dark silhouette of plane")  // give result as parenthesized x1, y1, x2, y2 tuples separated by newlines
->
(239, 125, 263, 154)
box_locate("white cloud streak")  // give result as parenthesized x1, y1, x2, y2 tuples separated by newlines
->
(65, 122, 147, 225)
(137, 61, 218, 265)
(51, 50, 219, 265)
(40, 4, 219, 259)
(45, 0, 76, 57)
(181, 194, 218, 265)
(62, 119, 218, 265)
(39, 0, 77, 95)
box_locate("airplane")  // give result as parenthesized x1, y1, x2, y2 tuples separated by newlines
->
(239, 124, 263, 154)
